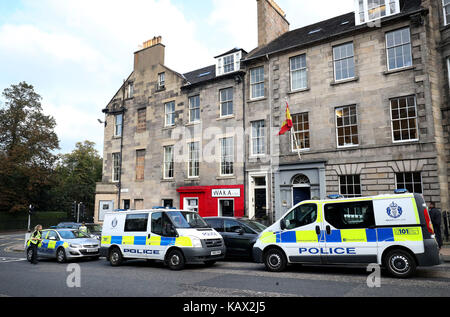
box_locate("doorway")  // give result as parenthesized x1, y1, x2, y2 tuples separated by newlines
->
(219, 199, 234, 217)
(292, 174, 311, 206)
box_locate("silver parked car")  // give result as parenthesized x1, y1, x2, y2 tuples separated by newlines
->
(26, 229, 100, 263)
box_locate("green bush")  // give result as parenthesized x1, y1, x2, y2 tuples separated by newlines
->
(0, 211, 68, 231)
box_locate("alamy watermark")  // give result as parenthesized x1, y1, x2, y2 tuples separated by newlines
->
(66, 263, 81, 288)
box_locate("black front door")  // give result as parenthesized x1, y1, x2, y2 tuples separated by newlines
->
(220, 200, 234, 217)
(255, 188, 267, 219)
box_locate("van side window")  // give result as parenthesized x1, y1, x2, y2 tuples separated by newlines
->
(284, 204, 317, 230)
(151, 212, 163, 235)
(125, 213, 149, 232)
(324, 201, 375, 229)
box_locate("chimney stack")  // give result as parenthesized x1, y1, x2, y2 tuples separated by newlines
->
(134, 36, 165, 73)
(257, 0, 289, 47)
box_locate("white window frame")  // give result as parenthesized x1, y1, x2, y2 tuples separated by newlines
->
(390, 96, 419, 143)
(220, 137, 234, 176)
(158, 72, 165, 90)
(223, 54, 235, 74)
(339, 175, 362, 198)
(163, 145, 174, 180)
(164, 101, 175, 127)
(333, 42, 355, 82)
(184, 197, 199, 213)
(386, 27, 412, 71)
(335, 105, 359, 148)
(114, 114, 123, 137)
(220, 87, 234, 118)
(447, 57, 450, 89)
(188, 95, 201, 123)
(250, 67, 265, 100)
(444, 0, 450, 26)
(112, 153, 121, 183)
(355, 0, 400, 25)
(251, 120, 266, 157)
(188, 142, 200, 178)
(290, 54, 308, 91)
(291, 113, 310, 152)
(125, 82, 134, 99)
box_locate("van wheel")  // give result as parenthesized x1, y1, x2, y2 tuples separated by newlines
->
(109, 247, 123, 267)
(384, 249, 416, 278)
(166, 249, 185, 271)
(56, 248, 66, 264)
(264, 248, 287, 272)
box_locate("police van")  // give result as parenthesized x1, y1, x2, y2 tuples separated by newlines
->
(101, 209, 225, 270)
(252, 192, 442, 278)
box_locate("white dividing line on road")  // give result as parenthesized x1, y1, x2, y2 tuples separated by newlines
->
(0, 257, 26, 263)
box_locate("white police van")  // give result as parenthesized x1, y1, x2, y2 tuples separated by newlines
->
(101, 209, 225, 270)
(253, 192, 442, 278)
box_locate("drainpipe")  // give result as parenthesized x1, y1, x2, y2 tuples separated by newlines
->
(241, 73, 247, 218)
(117, 82, 126, 209)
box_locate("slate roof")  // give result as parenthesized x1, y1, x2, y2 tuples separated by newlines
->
(243, 0, 424, 62)
(182, 64, 216, 86)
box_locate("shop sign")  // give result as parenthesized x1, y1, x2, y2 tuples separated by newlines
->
(211, 188, 241, 198)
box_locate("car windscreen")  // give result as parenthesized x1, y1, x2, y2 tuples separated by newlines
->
(238, 219, 267, 232)
(58, 230, 90, 239)
(166, 211, 209, 229)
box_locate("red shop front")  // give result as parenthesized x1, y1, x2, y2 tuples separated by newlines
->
(177, 185, 245, 218)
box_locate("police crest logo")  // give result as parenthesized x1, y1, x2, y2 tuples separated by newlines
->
(111, 218, 118, 228)
(386, 202, 403, 219)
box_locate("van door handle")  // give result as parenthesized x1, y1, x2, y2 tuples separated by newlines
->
(315, 226, 321, 235)
(326, 225, 331, 235)
(147, 234, 151, 239)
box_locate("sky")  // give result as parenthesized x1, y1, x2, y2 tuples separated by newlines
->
(0, 0, 355, 155)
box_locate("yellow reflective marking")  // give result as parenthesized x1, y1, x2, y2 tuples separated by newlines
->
(317, 203, 323, 223)
(341, 229, 367, 243)
(296, 231, 318, 243)
(175, 237, 192, 247)
(48, 241, 56, 249)
(122, 236, 134, 245)
(63, 242, 69, 248)
(101, 236, 111, 245)
(412, 199, 421, 224)
(147, 236, 161, 246)
(260, 232, 276, 244)
(393, 227, 423, 242)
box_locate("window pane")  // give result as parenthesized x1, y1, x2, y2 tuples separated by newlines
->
(283, 204, 317, 230)
(325, 201, 375, 229)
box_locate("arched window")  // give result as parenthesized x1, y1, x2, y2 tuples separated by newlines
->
(292, 174, 310, 186)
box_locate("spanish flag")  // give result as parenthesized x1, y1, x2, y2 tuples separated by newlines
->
(278, 101, 293, 135)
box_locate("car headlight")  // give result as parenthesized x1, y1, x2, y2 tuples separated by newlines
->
(190, 237, 202, 248)
(69, 244, 81, 248)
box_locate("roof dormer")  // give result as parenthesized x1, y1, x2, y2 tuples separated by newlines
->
(215, 48, 246, 77)
(355, 0, 401, 25)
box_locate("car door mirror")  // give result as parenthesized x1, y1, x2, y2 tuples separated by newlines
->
(280, 219, 286, 230)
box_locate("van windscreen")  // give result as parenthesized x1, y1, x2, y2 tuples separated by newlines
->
(166, 211, 209, 229)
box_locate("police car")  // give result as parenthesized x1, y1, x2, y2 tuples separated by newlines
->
(25, 229, 100, 263)
(101, 209, 225, 270)
(252, 192, 442, 278)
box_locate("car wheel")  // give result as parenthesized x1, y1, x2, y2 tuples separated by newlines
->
(26, 247, 33, 262)
(166, 249, 185, 271)
(56, 248, 66, 264)
(384, 249, 416, 278)
(109, 247, 123, 267)
(264, 248, 287, 272)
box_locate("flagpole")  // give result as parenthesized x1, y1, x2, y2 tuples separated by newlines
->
(292, 129, 302, 161)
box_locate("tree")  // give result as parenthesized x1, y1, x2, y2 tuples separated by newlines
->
(0, 82, 59, 213)
(51, 141, 102, 220)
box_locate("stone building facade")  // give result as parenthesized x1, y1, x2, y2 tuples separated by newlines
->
(95, 0, 449, 224)
(242, 0, 449, 221)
